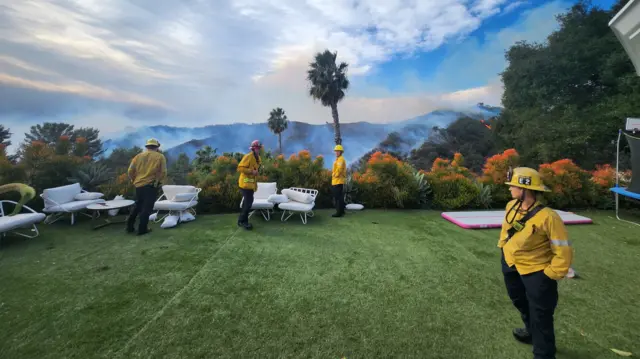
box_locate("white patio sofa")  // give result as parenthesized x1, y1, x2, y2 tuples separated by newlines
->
(41, 183, 105, 225)
(279, 187, 317, 224)
(240, 182, 287, 221)
(152, 185, 201, 224)
(0, 200, 46, 239)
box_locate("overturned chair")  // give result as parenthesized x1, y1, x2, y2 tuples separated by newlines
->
(152, 185, 201, 227)
(279, 187, 317, 224)
(41, 183, 105, 225)
(0, 200, 46, 239)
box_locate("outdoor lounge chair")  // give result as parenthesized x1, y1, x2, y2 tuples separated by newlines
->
(279, 187, 317, 224)
(152, 185, 201, 224)
(41, 183, 105, 225)
(0, 200, 46, 239)
(240, 182, 280, 221)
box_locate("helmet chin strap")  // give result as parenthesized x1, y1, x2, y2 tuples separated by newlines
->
(505, 188, 534, 225)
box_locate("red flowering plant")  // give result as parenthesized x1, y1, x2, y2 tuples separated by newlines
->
(424, 153, 479, 209)
(479, 149, 520, 205)
(538, 159, 595, 209)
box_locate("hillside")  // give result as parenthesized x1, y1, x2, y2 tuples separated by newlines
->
(102, 104, 501, 168)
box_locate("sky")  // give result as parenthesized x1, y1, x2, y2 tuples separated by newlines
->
(0, 0, 619, 152)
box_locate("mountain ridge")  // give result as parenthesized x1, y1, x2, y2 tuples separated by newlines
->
(102, 103, 502, 168)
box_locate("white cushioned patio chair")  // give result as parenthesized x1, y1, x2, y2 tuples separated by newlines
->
(240, 182, 281, 221)
(0, 200, 47, 239)
(41, 183, 105, 225)
(152, 185, 201, 224)
(279, 187, 317, 224)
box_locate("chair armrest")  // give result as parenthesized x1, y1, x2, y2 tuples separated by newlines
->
(0, 200, 38, 215)
(39, 195, 72, 212)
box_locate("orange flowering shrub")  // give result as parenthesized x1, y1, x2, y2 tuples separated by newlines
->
(424, 153, 479, 209)
(99, 172, 135, 198)
(350, 152, 421, 208)
(480, 148, 520, 204)
(538, 159, 595, 209)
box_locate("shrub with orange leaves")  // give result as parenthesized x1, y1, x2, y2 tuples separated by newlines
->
(480, 148, 520, 205)
(424, 153, 479, 209)
(350, 151, 420, 208)
(538, 159, 595, 209)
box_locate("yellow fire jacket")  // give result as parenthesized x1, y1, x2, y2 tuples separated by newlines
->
(128, 151, 167, 188)
(498, 199, 573, 280)
(332, 155, 346, 185)
(237, 152, 261, 191)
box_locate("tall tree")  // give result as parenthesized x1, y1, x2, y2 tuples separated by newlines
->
(168, 153, 192, 184)
(193, 146, 217, 173)
(495, 1, 640, 169)
(267, 107, 289, 154)
(0, 124, 11, 147)
(307, 49, 349, 145)
(22, 122, 103, 158)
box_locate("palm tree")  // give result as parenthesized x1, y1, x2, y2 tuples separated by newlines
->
(267, 107, 289, 154)
(306, 49, 349, 145)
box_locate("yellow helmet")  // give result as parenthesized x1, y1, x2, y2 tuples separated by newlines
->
(145, 138, 160, 147)
(505, 167, 550, 192)
(334, 145, 344, 152)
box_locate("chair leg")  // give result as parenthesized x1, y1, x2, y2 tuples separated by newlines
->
(614, 193, 640, 226)
(10, 223, 40, 239)
(70, 213, 75, 225)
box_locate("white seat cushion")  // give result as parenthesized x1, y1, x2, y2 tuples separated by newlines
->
(43, 183, 82, 205)
(154, 200, 198, 211)
(255, 182, 277, 199)
(0, 213, 46, 232)
(173, 193, 196, 202)
(282, 189, 314, 204)
(346, 203, 364, 210)
(162, 185, 198, 201)
(74, 192, 104, 201)
(267, 194, 289, 204)
(43, 199, 105, 213)
(279, 201, 315, 212)
(252, 199, 274, 210)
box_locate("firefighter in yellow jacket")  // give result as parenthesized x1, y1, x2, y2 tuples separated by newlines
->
(237, 140, 262, 230)
(126, 138, 166, 235)
(331, 144, 347, 217)
(499, 167, 573, 359)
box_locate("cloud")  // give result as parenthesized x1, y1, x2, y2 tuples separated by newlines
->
(0, 0, 564, 152)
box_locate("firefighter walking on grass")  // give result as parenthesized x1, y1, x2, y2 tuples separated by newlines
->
(127, 138, 166, 236)
(499, 167, 573, 359)
(331, 144, 346, 218)
(237, 140, 262, 230)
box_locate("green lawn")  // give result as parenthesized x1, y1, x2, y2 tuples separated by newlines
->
(0, 209, 638, 359)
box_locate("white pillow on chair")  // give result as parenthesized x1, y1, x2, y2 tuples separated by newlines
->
(74, 192, 104, 201)
(172, 193, 195, 202)
(282, 189, 314, 204)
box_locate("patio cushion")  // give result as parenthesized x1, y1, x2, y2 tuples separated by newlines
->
(173, 193, 196, 202)
(154, 200, 198, 211)
(43, 199, 105, 213)
(346, 204, 364, 211)
(0, 213, 46, 232)
(279, 201, 315, 212)
(282, 189, 314, 204)
(43, 183, 82, 205)
(162, 185, 198, 201)
(74, 192, 104, 201)
(255, 182, 277, 199)
(252, 199, 274, 210)
(268, 194, 289, 203)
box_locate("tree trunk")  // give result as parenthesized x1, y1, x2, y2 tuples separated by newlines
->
(278, 133, 282, 154)
(330, 102, 342, 145)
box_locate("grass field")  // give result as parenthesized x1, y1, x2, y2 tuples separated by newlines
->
(0, 209, 639, 359)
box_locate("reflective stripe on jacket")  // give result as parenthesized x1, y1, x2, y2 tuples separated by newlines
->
(498, 199, 573, 280)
